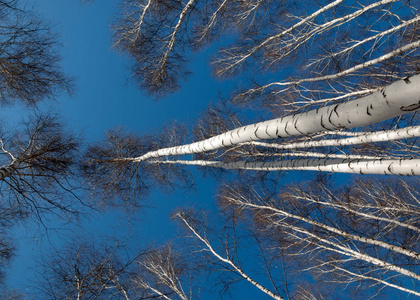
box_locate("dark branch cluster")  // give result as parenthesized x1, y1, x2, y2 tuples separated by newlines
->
(82, 126, 192, 210)
(0, 113, 81, 221)
(113, 0, 195, 97)
(35, 236, 198, 300)
(0, 0, 73, 105)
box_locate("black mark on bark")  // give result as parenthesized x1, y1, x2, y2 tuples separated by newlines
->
(401, 101, 420, 111)
(381, 88, 386, 98)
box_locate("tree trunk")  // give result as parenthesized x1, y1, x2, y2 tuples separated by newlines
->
(151, 158, 420, 175)
(135, 75, 420, 161)
(0, 160, 19, 180)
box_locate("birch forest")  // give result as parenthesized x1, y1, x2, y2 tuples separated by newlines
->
(0, 0, 420, 299)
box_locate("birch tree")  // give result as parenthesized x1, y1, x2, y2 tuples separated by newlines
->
(35, 237, 140, 300)
(0, 202, 25, 285)
(35, 237, 198, 300)
(112, 0, 419, 101)
(132, 245, 199, 300)
(82, 125, 192, 208)
(0, 113, 81, 222)
(84, 74, 420, 184)
(106, 0, 420, 175)
(216, 178, 420, 297)
(113, 0, 198, 96)
(174, 209, 289, 299)
(0, 0, 72, 105)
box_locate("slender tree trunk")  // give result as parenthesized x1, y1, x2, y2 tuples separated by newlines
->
(329, 266, 420, 297)
(221, 198, 420, 260)
(285, 224, 420, 281)
(0, 160, 19, 180)
(176, 213, 284, 300)
(134, 75, 420, 161)
(247, 126, 420, 150)
(151, 158, 420, 175)
(159, 0, 197, 70)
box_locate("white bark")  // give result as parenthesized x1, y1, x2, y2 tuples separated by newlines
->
(159, 0, 197, 70)
(151, 158, 420, 175)
(0, 159, 19, 180)
(196, 0, 229, 43)
(114, 0, 154, 46)
(253, 151, 390, 160)
(247, 126, 420, 150)
(223, 196, 420, 261)
(176, 213, 284, 300)
(215, 0, 345, 74)
(329, 266, 420, 297)
(283, 223, 420, 282)
(288, 191, 420, 234)
(143, 260, 189, 300)
(134, 75, 420, 161)
(282, 88, 379, 113)
(253, 0, 401, 71)
(133, 0, 153, 41)
(216, 0, 400, 75)
(136, 279, 172, 300)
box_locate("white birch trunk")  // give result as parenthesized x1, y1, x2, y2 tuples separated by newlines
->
(330, 266, 420, 297)
(290, 194, 420, 233)
(286, 225, 420, 281)
(223, 198, 420, 260)
(151, 158, 420, 175)
(135, 75, 420, 161)
(159, 0, 196, 69)
(0, 160, 19, 180)
(247, 126, 420, 150)
(176, 213, 284, 300)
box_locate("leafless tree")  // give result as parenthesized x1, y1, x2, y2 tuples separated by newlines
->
(35, 236, 199, 300)
(112, 0, 289, 96)
(82, 125, 192, 210)
(100, 0, 420, 181)
(113, 0, 197, 96)
(133, 244, 199, 300)
(216, 177, 420, 297)
(35, 237, 141, 300)
(80, 1, 420, 298)
(0, 112, 81, 223)
(112, 0, 419, 105)
(0, 0, 72, 105)
(0, 204, 23, 285)
(0, 285, 25, 300)
(173, 208, 292, 299)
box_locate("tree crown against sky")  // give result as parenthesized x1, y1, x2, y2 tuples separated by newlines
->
(113, 0, 419, 104)
(0, 0, 72, 105)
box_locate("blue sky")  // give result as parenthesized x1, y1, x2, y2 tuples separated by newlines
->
(5, 0, 270, 298)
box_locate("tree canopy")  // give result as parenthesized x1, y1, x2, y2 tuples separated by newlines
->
(1, 0, 420, 299)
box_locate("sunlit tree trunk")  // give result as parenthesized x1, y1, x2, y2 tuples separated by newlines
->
(217, 180, 420, 296)
(246, 126, 420, 150)
(133, 75, 420, 162)
(176, 212, 285, 300)
(151, 158, 420, 175)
